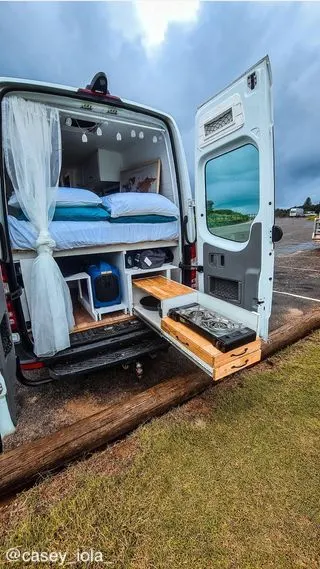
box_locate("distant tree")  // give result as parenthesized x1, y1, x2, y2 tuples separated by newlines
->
(275, 208, 289, 218)
(207, 200, 214, 211)
(303, 197, 312, 210)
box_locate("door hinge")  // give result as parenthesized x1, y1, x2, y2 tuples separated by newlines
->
(188, 198, 196, 209)
(179, 262, 203, 273)
(247, 72, 257, 90)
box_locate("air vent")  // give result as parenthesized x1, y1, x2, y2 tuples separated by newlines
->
(204, 109, 233, 137)
(209, 276, 241, 303)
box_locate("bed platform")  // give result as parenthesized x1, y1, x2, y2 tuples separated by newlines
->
(12, 239, 178, 261)
(9, 216, 179, 260)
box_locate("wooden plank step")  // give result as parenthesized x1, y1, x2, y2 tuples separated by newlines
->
(161, 316, 261, 380)
(133, 275, 194, 300)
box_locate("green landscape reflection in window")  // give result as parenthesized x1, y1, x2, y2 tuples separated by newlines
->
(205, 144, 259, 243)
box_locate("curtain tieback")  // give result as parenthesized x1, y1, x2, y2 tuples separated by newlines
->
(36, 230, 56, 255)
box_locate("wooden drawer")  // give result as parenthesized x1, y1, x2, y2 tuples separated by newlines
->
(161, 317, 261, 374)
(213, 349, 261, 381)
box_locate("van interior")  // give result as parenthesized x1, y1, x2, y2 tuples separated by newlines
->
(6, 97, 182, 337)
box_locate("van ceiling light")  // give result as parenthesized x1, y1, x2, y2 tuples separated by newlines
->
(82, 133, 88, 143)
(131, 129, 136, 138)
(65, 117, 72, 127)
(116, 132, 122, 141)
(96, 127, 102, 136)
(152, 136, 157, 143)
(139, 131, 144, 139)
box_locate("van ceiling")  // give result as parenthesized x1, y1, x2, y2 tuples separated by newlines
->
(61, 116, 164, 166)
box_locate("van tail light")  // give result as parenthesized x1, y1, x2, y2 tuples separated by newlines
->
(0, 263, 18, 332)
(20, 361, 45, 370)
(183, 243, 197, 289)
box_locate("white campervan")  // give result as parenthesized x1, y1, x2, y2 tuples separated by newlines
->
(289, 207, 304, 217)
(0, 57, 281, 441)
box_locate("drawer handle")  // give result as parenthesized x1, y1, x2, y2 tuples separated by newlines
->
(231, 347, 248, 358)
(174, 334, 189, 347)
(231, 358, 249, 369)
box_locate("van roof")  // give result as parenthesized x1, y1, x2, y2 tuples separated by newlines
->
(0, 76, 175, 125)
(0, 76, 77, 92)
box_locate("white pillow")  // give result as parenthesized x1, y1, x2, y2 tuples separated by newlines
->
(102, 192, 179, 218)
(8, 187, 102, 208)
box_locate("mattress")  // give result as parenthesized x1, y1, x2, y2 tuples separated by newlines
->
(8, 216, 179, 251)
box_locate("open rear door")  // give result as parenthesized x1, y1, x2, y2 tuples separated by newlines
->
(133, 57, 274, 380)
(195, 56, 274, 340)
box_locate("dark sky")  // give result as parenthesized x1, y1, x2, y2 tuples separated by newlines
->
(0, 1, 319, 207)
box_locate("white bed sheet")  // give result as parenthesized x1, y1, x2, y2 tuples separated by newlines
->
(8, 216, 179, 251)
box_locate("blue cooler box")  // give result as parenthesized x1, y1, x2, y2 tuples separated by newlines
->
(87, 261, 121, 308)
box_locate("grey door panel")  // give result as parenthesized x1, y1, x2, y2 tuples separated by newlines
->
(203, 222, 261, 312)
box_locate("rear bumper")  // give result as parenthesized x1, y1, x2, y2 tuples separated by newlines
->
(15, 319, 169, 383)
(48, 335, 168, 380)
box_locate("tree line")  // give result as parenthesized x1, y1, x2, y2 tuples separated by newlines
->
(275, 197, 320, 218)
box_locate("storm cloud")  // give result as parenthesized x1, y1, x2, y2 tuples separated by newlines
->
(0, 1, 319, 207)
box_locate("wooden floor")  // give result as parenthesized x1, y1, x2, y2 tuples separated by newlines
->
(72, 301, 133, 333)
(133, 275, 194, 300)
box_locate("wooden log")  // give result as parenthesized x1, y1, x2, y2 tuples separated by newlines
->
(261, 309, 320, 360)
(0, 372, 211, 497)
(1, 309, 319, 498)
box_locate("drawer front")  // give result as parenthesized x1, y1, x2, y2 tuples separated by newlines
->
(214, 339, 261, 367)
(161, 318, 217, 366)
(214, 350, 261, 381)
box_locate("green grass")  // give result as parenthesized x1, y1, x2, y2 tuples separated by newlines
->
(1, 333, 320, 569)
(207, 210, 251, 228)
(307, 214, 317, 221)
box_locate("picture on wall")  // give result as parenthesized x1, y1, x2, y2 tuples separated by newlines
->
(120, 159, 160, 193)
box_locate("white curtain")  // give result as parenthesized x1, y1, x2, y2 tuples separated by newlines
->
(2, 96, 74, 357)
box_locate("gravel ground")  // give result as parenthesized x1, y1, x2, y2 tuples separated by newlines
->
(271, 217, 320, 330)
(4, 217, 319, 451)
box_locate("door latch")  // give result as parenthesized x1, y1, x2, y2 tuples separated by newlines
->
(179, 262, 203, 273)
(8, 287, 22, 301)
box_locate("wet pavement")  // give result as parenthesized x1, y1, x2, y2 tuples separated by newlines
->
(270, 217, 320, 330)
